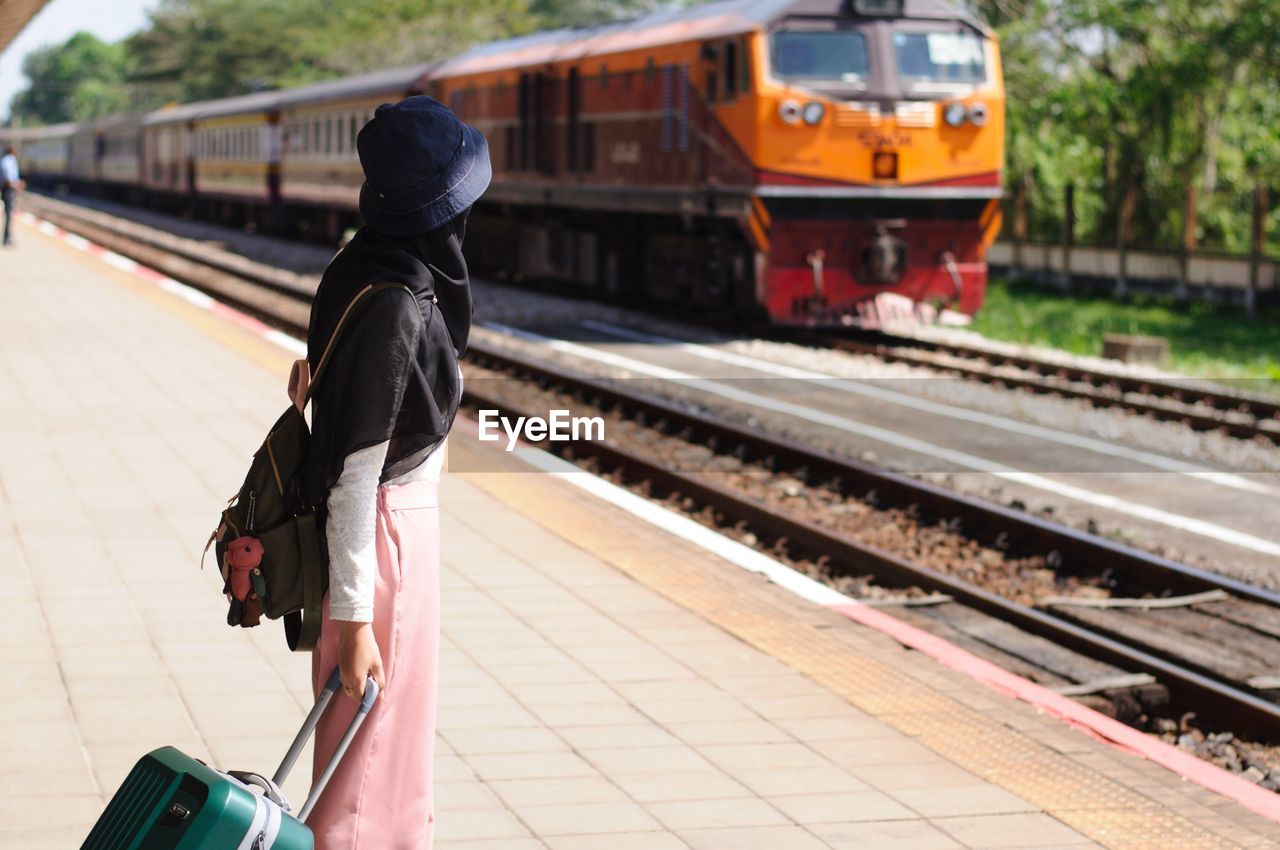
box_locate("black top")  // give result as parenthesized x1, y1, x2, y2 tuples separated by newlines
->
(304, 213, 472, 507)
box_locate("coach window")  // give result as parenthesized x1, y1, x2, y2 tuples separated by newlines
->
(739, 37, 751, 93)
(723, 41, 738, 100)
(349, 115, 358, 153)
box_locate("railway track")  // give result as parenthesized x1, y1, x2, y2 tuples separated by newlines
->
(29, 202, 1280, 765)
(34, 191, 1280, 446)
(808, 331, 1280, 446)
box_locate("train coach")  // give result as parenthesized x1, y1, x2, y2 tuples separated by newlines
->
(3, 0, 1002, 325)
(423, 0, 1004, 323)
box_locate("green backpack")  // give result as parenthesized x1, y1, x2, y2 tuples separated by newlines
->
(208, 282, 414, 651)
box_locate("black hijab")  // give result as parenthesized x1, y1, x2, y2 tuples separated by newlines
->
(304, 211, 472, 507)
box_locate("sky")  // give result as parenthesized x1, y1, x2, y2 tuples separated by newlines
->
(0, 0, 154, 121)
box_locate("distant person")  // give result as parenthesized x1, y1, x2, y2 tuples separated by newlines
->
(301, 96, 489, 849)
(1, 145, 22, 247)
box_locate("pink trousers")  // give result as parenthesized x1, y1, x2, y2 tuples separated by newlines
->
(309, 478, 441, 850)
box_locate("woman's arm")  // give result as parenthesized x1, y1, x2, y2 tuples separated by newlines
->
(326, 440, 390, 699)
(326, 440, 388, 622)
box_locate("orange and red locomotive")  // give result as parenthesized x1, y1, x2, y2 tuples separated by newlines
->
(424, 0, 1004, 323)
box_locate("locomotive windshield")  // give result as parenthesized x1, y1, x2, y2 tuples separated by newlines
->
(770, 31, 869, 83)
(893, 31, 986, 84)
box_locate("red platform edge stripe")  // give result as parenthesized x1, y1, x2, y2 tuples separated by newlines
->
(830, 601, 1280, 823)
(21, 209, 1280, 825)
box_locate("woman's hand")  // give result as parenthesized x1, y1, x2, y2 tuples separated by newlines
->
(337, 621, 386, 700)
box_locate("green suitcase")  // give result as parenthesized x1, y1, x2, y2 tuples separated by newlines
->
(81, 669, 377, 849)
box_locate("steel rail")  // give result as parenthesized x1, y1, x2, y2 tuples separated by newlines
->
(464, 346, 1280, 609)
(806, 331, 1280, 444)
(460, 380, 1280, 742)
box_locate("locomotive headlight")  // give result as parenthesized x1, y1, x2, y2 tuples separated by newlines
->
(944, 101, 967, 127)
(967, 102, 989, 127)
(802, 102, 826, 125)
(779, 99, 802, 125)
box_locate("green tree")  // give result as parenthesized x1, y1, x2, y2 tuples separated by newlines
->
(976, 0, 1279, 255)
(126, 0, 343, 103)
(9, 32, 129, 124)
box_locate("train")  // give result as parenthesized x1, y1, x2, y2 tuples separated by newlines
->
(2, 0, 1003, 325)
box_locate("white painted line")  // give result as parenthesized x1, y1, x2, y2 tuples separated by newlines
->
(581, 319, 1279, 498)
(509, 437, 853, 606)
(26, 211, 307, 363)
(101, 251, 138, 273)
(485, 321, 1280, 558)
(159, 278, 216, 308)
(265, 330, 308, 356)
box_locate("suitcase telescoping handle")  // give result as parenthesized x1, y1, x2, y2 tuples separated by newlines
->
(271, 667, 380, 822)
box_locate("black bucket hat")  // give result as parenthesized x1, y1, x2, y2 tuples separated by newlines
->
(357, 95, 492, 236)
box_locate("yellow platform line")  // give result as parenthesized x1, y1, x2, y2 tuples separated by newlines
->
(459, 449, 1245, 850)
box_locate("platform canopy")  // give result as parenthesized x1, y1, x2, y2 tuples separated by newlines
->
(0, 0, 50, 54)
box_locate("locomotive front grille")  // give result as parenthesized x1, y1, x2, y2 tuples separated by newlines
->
(894, 102, 936, 128)
(836, 102, 882, 128)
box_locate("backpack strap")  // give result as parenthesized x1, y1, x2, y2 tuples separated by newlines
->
(305, 282, 418, 405)
(285, 509, 327, 652)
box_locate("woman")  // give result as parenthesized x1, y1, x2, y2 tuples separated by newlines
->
(302, 96, 490, 849)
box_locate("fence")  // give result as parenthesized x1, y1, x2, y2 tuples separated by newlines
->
(992, 184, 1275, 317)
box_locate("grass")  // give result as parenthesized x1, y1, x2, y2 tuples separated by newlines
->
(970, 278, 1280, 388)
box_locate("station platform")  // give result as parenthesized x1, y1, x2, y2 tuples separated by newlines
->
(3, 214, 1280, 850)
